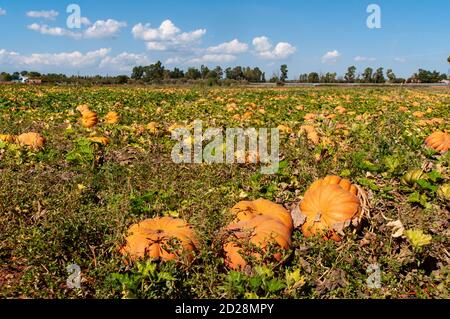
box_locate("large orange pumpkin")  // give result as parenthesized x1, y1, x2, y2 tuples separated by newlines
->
(224, 216, 292, 270)
(308, 175, 358, 196)
(119, 217, 198, 263)
(230, 198, 293, 231)
(299, 184, 361, 241)
(425, 131, 449, 153)
(16, 133, 45, 151)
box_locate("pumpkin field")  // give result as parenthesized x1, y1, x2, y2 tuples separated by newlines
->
(0, 85, 449, 299)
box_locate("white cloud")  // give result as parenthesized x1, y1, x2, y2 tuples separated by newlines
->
(394, 57, 406, 63)
(27, 19, 126, 39)
(189, 54, 237, 64)
(132, 20, 206, 51)
(165, 57, 185, 65)
(252, 36, 272, 52)
(321, 50, 341, 64)
(81, 17, 92, 26)
(26, 10, 59, 20)
(146, 42, 168, 51)
(99, 52, 150, 71)
(84, 19, 127, 39)
(0, 8, 6, 16)
(354, 56, 376, 62)
(0, 48, 148, 73)
(27, 23, 80, 39)
(0, 48, 110, 68)
(252, 36, 296, 60)
(207, 39, 248, 54)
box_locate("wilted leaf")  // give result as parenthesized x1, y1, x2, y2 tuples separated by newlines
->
(387, 220, 405, 238)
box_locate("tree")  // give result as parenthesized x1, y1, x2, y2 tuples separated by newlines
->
(413, 69, 447, 83)
(307, 72, 319, 83)
(213, 66, 223, 79)
(116, 75, 129, 84)
(143, 61, 165, 82)
(11, 72, 20, 81)
(200, 65, 210, 79)
(280, 64, 288, 82)
(131, 66, 144, 80)
(28, 71, 41, 78)
(0, 72, 12, 82)
(386, 69, 396, 83)
(169, 67, 184, 79)
(298, 74, 308, 83)
(321, 72, 337, 83)
(373, 67, 385, 83)
(185, 67, 201, 80)
(344, 66, 357, 83)
(362, 67, 373, 83)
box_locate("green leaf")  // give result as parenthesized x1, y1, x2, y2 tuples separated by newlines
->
(426, 170, 442, 183)
(249, 276, 263, 292)
(416, 179, 437, 192)
(266, 279, 286, 293)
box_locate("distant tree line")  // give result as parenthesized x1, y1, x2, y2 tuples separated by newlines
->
(130, 61, 266, 85)
(1, 58, 448, 85)
(297, 66, 447, 84)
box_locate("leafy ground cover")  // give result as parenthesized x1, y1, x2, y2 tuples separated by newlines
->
(0, 85, 448, 298)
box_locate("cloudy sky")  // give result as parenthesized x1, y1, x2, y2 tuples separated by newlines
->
(0, 0, 449, 78)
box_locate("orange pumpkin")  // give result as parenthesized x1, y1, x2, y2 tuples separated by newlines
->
(303, 113, 316, 121)
(147, 122, 159, 134)
(16, 133, 45, 151)
(230, 198, 293, 231)
(425, 131, 449, 153)
(0, 134, 17, 143)
(299, 184, 361, 241)
(119, 217, 198, 263)
(104, 112, 120, 124)
(308, 175, 358, 196)
(224, 215, 292, 270)
(88, 136, 110, 146)
(81, 110, 98, 128)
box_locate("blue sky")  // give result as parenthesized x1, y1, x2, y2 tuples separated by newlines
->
(0, 0, 448, 78)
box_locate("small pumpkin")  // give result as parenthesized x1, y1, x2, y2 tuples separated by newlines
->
(104, 111, 120, 124)
(147, 122, 159, 134)
(119, 217, 198, 263)
(303, 113, 316, 121)
(425, 131, 449, 153)
(81, 110, 98, 128)
(308, 175, 358, 196)
(298, 184, 361, 241)
(16, 133, 45, 151)
(401, 169, 426, 186)
(277, 125, 292, 135)
(88, 136, 110, 146)
(230, 198, 293, 231)
(0, 134, 17, 143)
(224, 215, 292, 270)
(167, 123, 184, 134)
